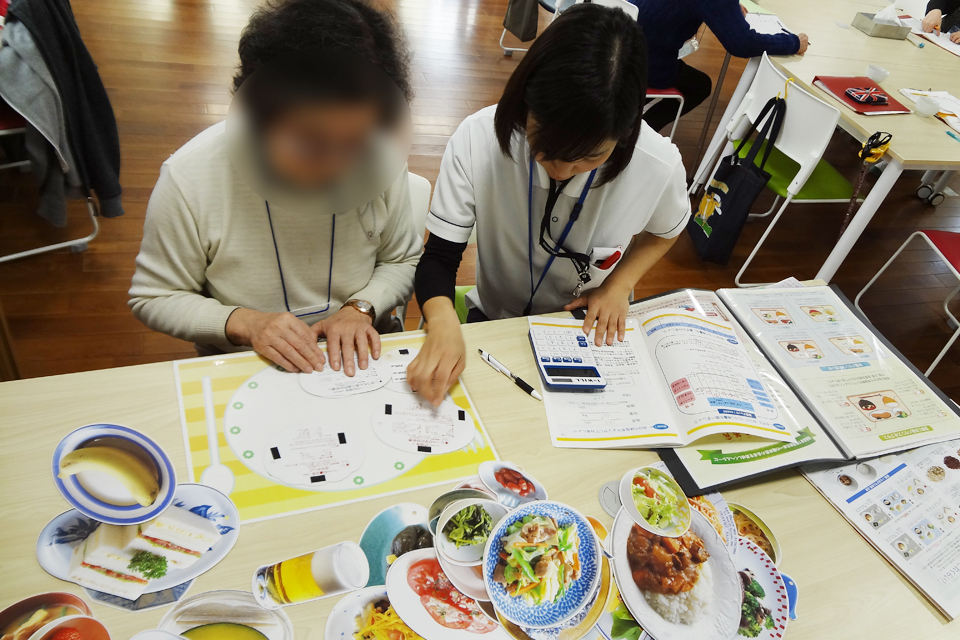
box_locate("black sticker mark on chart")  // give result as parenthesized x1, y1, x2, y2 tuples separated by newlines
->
(418, 445, 432, 453)
(385, 404, 392, 415)
(270, 447, 281, 459)
(399, 349, 409, 355)
(310, 475, 326, 483)
(458, 410, 466, 421)
(337, 432, 347, 444)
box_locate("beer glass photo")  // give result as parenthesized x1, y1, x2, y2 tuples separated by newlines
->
(252, 541, 370, 609)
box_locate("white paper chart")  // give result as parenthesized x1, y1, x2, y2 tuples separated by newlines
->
(299, 355, 391, 397)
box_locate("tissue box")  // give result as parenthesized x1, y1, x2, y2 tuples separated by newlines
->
(852, 12, 912, 39)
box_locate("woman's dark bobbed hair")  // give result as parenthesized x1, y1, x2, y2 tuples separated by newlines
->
(232, 0, 412, 102)
(494, 3, 648, 186)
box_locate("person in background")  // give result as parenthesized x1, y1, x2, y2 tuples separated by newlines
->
(632, 0, 809, 133)
(921, 0, 960, 42)
(406, 4, 689, 406)
(129, 0, 421, 375)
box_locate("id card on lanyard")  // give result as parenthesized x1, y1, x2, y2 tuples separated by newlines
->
(524, 159, 597, 315)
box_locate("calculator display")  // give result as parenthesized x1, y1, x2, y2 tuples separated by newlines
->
(545, 367, 601, 378)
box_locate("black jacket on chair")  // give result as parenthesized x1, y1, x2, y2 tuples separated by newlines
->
(8, 0, 123, 218)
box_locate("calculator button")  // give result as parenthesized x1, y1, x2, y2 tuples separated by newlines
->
(540, 357, 550, 362)
(579, 342, 588, 347)
(573, 358, 582, 363)
(552, 357, 562, 362)
(562, 357, 572, 362)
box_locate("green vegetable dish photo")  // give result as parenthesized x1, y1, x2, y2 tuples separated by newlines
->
(128, 550, 168, 579)
(442, 505, 493, 548)
(610, 600, 643, 640)
(738, 569, 775, 638)
(492, 514, 580, 606)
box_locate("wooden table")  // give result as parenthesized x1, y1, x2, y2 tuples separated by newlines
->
(1, 317, 957, 638)
(690, 0, 960, 282)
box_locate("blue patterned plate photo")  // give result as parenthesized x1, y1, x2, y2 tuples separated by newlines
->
(482, 501, 601, 629)
(51, 423, 177, 526)
(36, 483, 239, 609)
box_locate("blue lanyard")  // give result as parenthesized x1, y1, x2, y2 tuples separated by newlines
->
(526, 159, 597, 314)
(265, 201, 335, 318)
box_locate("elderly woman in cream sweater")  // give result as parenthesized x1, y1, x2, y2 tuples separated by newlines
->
(129, 0, 421, 376)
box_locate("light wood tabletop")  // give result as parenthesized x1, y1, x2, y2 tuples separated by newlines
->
(1, 316, 957, 639)
(762, 0, 960, 168)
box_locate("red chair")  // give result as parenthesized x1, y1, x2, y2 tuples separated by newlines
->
(855, 230, 960, 376)
(643, 88, 684, 141)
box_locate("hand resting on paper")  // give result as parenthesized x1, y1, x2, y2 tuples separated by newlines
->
(922, 9, 942, 33)
(316, 306, 382, 377)
(407, 297, 466, 407)
(226, 308, 326, 373)
(564, 280, 630, 347)
(797, 33, 810, 54)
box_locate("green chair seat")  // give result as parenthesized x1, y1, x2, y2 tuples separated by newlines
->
(734, 138, 854, 201)
(454, 285, 474, 324)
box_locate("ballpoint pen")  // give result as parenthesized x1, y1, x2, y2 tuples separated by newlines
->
(947, 130, 960, 144)
(477, 349, 543, 401)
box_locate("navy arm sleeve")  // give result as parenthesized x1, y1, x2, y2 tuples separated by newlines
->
(414, 233, 468, 308)
(699, 0, 800, 59)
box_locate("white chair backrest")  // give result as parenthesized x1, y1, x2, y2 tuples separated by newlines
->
(726, 53, 840, 196)
(407, 172, 432, 241)
(569, 0, 638, 20)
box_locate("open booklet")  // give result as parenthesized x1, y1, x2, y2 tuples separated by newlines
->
(563, 285, 960, 493)
(535, 306, 800, 449)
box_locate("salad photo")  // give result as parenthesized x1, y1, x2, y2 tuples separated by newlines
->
(619, 467, 692, 537)
(443, 506, 493, 549)
(491, 514, 580, 606)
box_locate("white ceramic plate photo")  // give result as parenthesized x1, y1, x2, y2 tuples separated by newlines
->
(37, 483, 239, 597)
(436, 498, 507, 567)
(610, 508, 740, 640)
(325, 585, 390, 640)
(386, 548, 510, 639)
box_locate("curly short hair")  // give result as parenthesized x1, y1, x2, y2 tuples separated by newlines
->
(233, 0, 412, 101)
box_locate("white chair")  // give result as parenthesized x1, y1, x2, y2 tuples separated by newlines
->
(397, 172, 432, 328)
(700, 53, 846, 287)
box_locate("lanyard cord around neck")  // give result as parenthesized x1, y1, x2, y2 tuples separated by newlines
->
(524, 159, 597, 316)
(265, 201, 335, 318)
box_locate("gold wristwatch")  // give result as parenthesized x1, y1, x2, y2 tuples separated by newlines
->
(342, 299, 376, 324)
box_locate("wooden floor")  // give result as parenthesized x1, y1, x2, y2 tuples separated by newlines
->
(0, 0, 958, 399)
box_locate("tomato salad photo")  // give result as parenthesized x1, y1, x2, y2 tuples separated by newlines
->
(406, 558, 497, 634)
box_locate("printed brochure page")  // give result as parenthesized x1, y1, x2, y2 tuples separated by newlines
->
(537, 308, 796, 449)
(721, 286, 960, 457)
(632, 290, 845, 492)
(803, 440, 960, 619)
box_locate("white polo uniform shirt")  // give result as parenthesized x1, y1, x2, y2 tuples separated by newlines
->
(426, 105, 690, 319)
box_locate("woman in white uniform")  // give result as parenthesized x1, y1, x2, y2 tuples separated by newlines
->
(407, 3, 690, 405)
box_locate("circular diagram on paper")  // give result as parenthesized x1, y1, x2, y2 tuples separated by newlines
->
(298, 355, 391, 398)
(263, 424, 366, 486)
(371, 398, 476, 455)
(382, 347, 419, 394)
(224, 366, 424, 492)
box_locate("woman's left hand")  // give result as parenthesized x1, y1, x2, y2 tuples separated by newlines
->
(951, 31, 960, 43)
(564, 283, 631, 346)
(315, 307, 381, 376)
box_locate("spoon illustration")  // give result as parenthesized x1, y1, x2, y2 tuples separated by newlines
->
(200, 376, 234, 495)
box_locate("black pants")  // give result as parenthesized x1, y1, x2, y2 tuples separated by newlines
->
(643, 61, 713, 134)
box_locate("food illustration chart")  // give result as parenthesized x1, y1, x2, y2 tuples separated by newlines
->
(174, 334, 498, 523)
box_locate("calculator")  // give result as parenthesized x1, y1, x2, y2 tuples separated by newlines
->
(528, 325, 606, 391)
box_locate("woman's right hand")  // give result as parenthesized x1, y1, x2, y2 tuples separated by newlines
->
(226, 308, 326, 373)
(407, 298, 466, 407)
(922, 9, 942, 33)
(797, 33, 809, 55)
